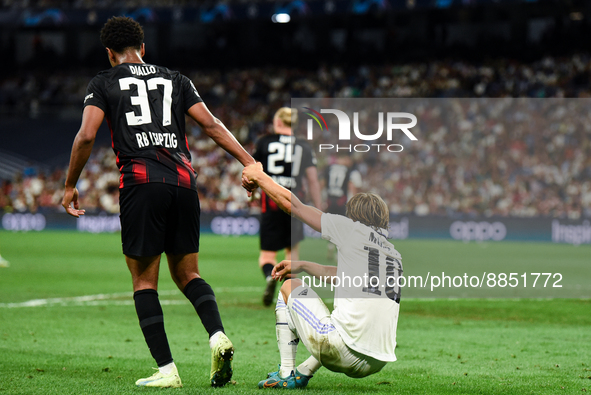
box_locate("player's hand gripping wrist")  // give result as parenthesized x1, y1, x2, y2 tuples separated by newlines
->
(242, 162, 264, 184)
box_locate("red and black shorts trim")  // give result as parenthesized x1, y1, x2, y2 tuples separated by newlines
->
(119, 183, 200, 256)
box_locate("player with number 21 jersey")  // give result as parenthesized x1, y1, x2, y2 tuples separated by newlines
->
(252, 108, 321, 307)
(253, 134, 316, 198)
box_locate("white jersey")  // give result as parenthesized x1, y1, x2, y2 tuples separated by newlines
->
(321, 213, 402, 362)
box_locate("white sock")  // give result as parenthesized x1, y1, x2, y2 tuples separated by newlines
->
(159, 361, 176, 375)
(209, 330, 223, 349)
(275, 293, 298, 377)
(297, 356, 321, 376)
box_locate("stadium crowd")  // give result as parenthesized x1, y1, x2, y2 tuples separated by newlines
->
(1, 0, 276, 9)
(1, 55, 591, 219)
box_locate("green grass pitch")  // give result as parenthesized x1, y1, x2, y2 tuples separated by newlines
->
(0, 231, 590, 394)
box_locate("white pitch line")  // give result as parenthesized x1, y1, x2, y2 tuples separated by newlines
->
(0, 287, 261, 309)
(2, 288, 585, 309)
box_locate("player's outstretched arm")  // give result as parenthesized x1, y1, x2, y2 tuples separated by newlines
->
(188, 102, 256, 193)
(243, 163, 323, 232)
(272, 260, 337, 282)
(62, 105, 104, 217)
(187, 103, 255, 168)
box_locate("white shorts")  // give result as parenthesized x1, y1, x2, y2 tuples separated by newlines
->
(286, 285, 387, 378)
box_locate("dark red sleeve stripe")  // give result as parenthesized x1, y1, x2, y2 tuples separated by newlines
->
(261, 191, 267, 213)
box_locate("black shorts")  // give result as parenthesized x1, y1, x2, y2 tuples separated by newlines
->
(119, 183, 200, 256)
(259, 209, 304, 251)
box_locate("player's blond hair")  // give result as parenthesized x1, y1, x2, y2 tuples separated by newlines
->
(346, 192, 389, 230)
(274, 107, 297, 128)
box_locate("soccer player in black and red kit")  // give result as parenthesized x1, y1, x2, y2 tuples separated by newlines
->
(61, 17, 256, 388)
(252, 108, 321, 306)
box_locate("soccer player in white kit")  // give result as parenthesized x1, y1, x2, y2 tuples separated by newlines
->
(242, 162, 403, 389)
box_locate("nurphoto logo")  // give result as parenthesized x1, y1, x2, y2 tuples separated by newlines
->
(303, 107, 418, 152)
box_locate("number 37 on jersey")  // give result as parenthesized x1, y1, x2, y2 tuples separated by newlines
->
(119, 76, 178, 149)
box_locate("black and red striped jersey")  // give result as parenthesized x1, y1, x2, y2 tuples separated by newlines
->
(253, 133, 316, 211)
(83, 63, 202, 190)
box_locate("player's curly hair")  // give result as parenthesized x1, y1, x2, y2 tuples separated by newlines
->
(346, 192, 389, 231)
(100, 16, 144, 53)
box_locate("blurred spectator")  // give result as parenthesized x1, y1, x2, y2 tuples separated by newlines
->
(1, 56, 591, 218)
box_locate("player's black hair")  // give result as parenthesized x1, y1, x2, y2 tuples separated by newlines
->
(100, 16, 144, 53)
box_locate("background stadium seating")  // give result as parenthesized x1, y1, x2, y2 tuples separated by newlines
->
(1, 0, 590, 220)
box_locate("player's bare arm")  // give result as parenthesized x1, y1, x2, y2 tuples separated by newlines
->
(272, 260, 337, 282)
(305, 166, 322, 209)
(62, 105, 105, 217)
(187, 102, 256, 192)
(187, 103, 255, 167)
(243, 162, 322, 232)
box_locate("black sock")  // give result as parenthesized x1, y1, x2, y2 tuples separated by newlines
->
(183, 278, 224, 337)
(133, 289, 173, 367)
(262, 263, 274, 279)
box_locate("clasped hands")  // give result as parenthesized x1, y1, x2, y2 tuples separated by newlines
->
(241, 162, 264, 195)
